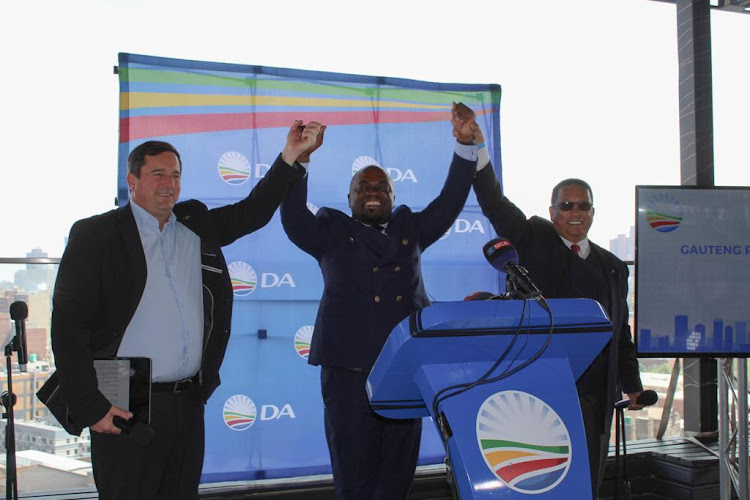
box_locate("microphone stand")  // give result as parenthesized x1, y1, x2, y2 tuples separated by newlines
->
(2, 340, 20, 500)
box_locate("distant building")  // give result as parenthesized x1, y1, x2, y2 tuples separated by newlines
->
(0, 420, 91, 459)
(0, 450, 94, 496)
(0, 360, 54, 422)
(13, 248, 58, 294)
(609, 226, 635, 261)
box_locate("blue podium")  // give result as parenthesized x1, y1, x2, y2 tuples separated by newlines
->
(367, 299, 612, 499)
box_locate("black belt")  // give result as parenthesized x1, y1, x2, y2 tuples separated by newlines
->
(151, 374, 199, 393)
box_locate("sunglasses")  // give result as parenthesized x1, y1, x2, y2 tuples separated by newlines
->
(556, 201, 593, 212)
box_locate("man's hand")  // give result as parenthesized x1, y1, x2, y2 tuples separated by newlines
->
(452, 102, 478, 144)
(90, 404, 133, 435)
(297, 124, 326, 163)
(626, 391, 645, 411)
(281, 120, 324, 165)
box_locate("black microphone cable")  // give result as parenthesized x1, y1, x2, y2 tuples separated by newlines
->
(430, 295, 555, 437)
(430, 298, 529, 423)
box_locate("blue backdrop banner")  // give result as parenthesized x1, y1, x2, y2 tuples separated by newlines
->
(117, 52, 503, 482)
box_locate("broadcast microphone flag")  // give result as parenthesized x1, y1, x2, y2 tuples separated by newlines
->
(482, 237, 542, 299)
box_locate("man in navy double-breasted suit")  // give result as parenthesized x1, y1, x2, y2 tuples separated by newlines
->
(280, 105, 481, 499)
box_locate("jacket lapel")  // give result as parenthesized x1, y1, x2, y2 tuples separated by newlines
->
(352, 221, 390, 259)
(117, 204, 148, 321)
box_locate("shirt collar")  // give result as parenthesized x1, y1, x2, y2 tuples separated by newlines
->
(130, 198, 176, 232)
(560, 236, 590, 259)
(358, 220, 389, 230)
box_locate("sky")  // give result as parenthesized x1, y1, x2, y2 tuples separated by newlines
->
(1, 0, 748, 270)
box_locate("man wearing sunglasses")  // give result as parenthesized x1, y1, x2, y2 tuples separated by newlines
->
(470, 125, 643, 499)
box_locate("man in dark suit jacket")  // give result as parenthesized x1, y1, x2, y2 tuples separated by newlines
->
(50, 121, 320, 499)
(280, 106, 480, 499)
(470, 127, 643, 498)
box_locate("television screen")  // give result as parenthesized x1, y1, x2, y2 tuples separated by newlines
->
(636, 186, 750, 357)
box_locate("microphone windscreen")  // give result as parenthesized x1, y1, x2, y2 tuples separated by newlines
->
(637, 389, 658, 407)
(10, 301, 28, 321)
(482, 238, 519, 273)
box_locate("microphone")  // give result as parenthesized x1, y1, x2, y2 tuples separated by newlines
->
(482, 238, 542, 299)
(614, 389, 658, 409)
(9, 301, 28, 373)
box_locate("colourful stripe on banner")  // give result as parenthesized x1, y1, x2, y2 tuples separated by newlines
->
(120, 108, 492, 142)
(120, 67, 500, 106)
(121, 92, 449, 111)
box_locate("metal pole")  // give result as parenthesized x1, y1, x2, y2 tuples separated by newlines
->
(719, 358, 731, 500)
(738, 358, 748, 499)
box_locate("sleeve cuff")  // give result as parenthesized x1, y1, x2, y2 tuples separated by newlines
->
(477, 144, 490, 171)
(454, 142, 478, 162)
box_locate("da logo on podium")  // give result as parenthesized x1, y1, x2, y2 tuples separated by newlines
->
(476, 390, 572, 494)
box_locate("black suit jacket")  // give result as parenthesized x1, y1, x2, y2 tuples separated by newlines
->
(51, 155, 304, 428)
(473, 165, 642, 430)
(281, 153, 476, 371)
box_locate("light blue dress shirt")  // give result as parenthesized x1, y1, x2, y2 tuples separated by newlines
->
(117, 201, 204, 382)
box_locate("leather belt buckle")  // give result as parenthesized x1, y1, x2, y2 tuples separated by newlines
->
(172, 377, 193, 393)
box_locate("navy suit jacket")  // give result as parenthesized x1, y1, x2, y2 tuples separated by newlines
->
(51, 155, 303, 428)
(472, 165, 642, 431)
(281, 153, 476, 371)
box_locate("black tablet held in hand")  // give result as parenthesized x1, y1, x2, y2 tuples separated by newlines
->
(36, 357, 152, 436)
(94, 357, 152, 425)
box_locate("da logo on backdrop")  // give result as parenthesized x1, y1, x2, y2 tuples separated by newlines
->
(228, 261, 296, 296)
(352, 156, 418, 183)
(440, 218, 487, 240)
(228, 261, 258, 296)
(645, 193, 683, 233)
(223, 395, 296, 431)
(218, 151, 252, 185)
(223, 395, 257, 431)
(294, 325, 314, 360)
(476, 391, 572, 494)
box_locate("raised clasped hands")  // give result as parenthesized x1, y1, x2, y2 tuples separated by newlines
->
(282, 120, 326, 165)
(451, 102, 479, 144)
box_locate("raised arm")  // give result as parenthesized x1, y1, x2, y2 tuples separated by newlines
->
(208, 121, 323, 246)
(281, 122, 328, 260)
(414, 103, 479, 248)
(471, 121, 535, 246)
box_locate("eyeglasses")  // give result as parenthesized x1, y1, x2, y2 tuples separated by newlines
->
(556, 201, 593, 212)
